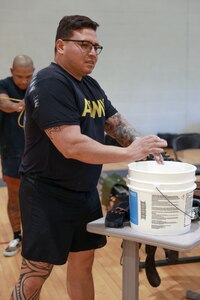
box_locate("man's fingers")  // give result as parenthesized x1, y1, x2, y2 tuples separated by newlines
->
(153, 153, 164, 164)
(17, 106, 24, 112)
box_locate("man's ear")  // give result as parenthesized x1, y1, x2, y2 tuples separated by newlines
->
(56, 39, 65, 54)
(10, 68, 13, 75)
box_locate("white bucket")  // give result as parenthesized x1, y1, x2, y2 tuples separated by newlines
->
(128, 161, 197, 235)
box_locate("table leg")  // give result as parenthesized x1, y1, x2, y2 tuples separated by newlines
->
(122, 240, 139, 300)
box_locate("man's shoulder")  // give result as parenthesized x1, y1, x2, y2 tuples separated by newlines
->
(37, 63, 67, 81)
(0, 76, 13, 87)
(36, 64, 53, 76)
(0, 77, 14, 93)
(83, 75, 101, 88)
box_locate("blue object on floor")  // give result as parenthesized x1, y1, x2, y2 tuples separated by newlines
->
(0, 178, 6, 187)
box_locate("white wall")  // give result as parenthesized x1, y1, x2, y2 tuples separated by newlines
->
(1, 0, 200, 135)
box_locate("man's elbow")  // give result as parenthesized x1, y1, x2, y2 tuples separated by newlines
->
(61, 145, 80, 160)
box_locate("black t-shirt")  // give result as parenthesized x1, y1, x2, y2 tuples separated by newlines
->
(0, 77, 25, 159)
(20, 63, 117, 191)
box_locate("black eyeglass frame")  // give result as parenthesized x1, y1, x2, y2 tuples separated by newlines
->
(62, 39, 103, 55)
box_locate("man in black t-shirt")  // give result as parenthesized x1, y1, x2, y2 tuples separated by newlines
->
(0, 55, 34, 257)
(10, 16, 167, 300)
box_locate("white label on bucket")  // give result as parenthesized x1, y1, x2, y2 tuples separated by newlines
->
(140, 201, 147, 220)
(184, 191, 194, 226)
(150, 191, 192, 230)
(151, 195, 180, 229)
(129, 189, 193, 234)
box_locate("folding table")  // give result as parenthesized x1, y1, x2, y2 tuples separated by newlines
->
(87, 218, 200, 300)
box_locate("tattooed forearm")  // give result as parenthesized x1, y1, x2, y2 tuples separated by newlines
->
(104, 112, 139, 147)
(45, 126, 62, 141)
(115, 125, 137, 147)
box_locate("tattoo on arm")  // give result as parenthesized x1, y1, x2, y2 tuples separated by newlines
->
(45, 126, 62, 141)
(104, 112, 138, 147)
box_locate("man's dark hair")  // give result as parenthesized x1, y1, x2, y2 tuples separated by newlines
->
(55, 15, 99, 41)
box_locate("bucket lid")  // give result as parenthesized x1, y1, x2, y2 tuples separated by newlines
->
(128, 183, 197, 193)
(127, 176, 196, 186)
(128, 161, 196, 174)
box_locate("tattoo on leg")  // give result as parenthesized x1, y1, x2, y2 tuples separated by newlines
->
(10, 259, 53, 300)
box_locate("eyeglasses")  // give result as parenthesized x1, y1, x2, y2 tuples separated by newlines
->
(62, 39, 103, 55)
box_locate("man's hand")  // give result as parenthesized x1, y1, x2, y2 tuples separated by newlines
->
(0, 94, 25, 113)
(127, 135, 167, 164)
(15, 99, 25, 112)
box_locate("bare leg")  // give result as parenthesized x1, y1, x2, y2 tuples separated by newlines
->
(10, 258, 53, 300)
(3, 176, 21, 233)
(67, 249, 95, 300)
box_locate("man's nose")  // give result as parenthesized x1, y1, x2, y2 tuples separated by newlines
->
(89, 46, 97, 55)
(21, 78, 29, 84)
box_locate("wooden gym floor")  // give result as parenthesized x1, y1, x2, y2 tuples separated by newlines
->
(1, 162, 200, 299)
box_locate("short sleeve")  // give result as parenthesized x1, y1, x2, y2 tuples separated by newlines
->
(26, 77, 81, 130)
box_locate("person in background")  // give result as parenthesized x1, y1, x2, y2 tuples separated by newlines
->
(0, 55, 35, 257)
(10, 16, 167, 299)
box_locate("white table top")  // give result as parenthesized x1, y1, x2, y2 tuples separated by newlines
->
(87, 218, 200, 252)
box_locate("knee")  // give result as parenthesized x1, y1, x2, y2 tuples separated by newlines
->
(20, 259, 53, 287)
(68, 250, 95, 272)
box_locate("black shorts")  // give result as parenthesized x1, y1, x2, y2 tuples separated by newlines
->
(1, 158, 21, 178)
(19, 176, 107, 265)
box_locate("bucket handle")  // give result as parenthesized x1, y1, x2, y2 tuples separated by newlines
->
(155, 186, 193, 220)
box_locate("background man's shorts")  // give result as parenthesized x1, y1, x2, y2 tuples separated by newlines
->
(1, 158, 21, 178)
(20, 176, 107, 265)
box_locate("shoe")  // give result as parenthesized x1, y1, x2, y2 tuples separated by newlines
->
(164, 249, 179, 263)
(105, 201, 130, 228)
(145, 245, 161, 287)
(3, 238, 21, 257)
